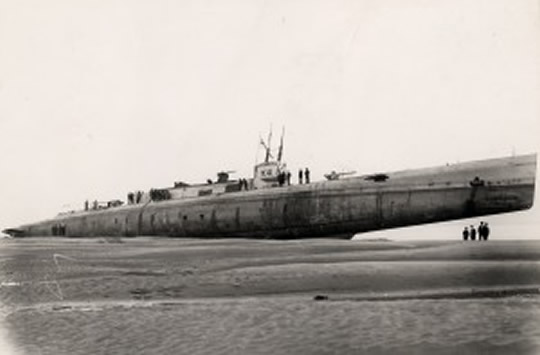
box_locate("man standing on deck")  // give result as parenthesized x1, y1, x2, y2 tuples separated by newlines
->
(478, 222, 485, 241)
(462, 226, 469, 241)
(470, 225, 477, 241)
(298, 169, 303, 184)
(484, 223, 490, 241)
(305, 168, 310, 184)
(278, 172, 285, 186)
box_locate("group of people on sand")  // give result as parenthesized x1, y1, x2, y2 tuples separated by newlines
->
(462, 221, 490, 241)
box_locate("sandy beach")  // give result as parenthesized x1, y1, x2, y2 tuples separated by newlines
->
(1, 237, 540, 354)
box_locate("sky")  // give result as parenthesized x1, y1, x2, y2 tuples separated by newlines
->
(0, 0, 539, 239)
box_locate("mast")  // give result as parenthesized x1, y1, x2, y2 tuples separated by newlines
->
(264, 128, 272, 162)
(277, 126, 285, 163)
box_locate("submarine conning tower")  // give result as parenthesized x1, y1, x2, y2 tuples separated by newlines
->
(252, 126, 289, 189)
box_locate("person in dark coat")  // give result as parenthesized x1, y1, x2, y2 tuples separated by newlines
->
(298, 169, 303, 184)
(484, 223, 490, 241)
(470, 225, 476, 241)
(305, 168, 310, 184)
(278, 172, 285, 186)
(286, 171, 291, 185)
(478, 222, 483, 240)
(462, 226, 469, 241)
(478, 222, 485, 241)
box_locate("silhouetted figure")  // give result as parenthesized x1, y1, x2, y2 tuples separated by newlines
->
(484, 223, 490, 241)
(278, 172, 285, 186)
(462, 226, 469, 241)
(478, 222, 485, 241)
(136, 191, 142, 204)
(305, 168, 310, 184)
(470, 225, 476, 241)
(84, 200, 89, 211)
(127, 193, 134, 205)
(286, 171, 291, 185)
(298, 169, 303, 184)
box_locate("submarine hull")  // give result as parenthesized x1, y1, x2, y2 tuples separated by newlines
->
(10, 154, 537, 239)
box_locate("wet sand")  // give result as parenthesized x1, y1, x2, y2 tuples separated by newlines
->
(1, 238, 540, 354)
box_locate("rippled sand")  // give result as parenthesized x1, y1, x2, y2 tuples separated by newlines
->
(1, 238, 540, 354)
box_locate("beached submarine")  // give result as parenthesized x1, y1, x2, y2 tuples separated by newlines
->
(3, 136, 536, 239)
